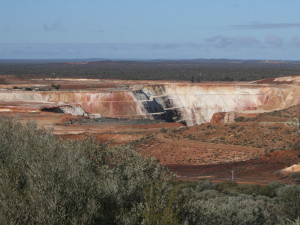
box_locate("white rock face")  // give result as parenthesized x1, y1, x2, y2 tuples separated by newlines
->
(280, 164, 300, 175)
(139, 83, 299, 125)
(59, 105, 88, 116)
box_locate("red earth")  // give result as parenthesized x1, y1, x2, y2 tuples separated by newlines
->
(0, 75, 299, 184)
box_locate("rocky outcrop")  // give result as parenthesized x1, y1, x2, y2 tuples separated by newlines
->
(279, 164, 300, 176)
(42, 105, 90, 117)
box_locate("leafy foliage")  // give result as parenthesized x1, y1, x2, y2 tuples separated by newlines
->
(277, 185, 300, 220)
(0, 117, 173, 224)
(178, 180, 278, 225)
(0, 117, 299, 224)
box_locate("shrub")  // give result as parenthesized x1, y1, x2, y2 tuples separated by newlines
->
(259, 182, 284, 197)
(195, 179, 216, 192)
(293, 141, 300, 150)
(182, 196, 276, 225)
(141, 184, 181, 225)
(290, 172, 300, 184)
(0, 117, 173, 225)
(277, 185, 300, 221)
(235, 116, 245, 122)
(0, 117, 298, 225)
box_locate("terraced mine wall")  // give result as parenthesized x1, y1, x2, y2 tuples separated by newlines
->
(0, 82, 299, 126)
(135, 83, 299, 125)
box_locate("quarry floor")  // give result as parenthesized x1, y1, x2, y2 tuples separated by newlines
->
(0, 76, 299, 185)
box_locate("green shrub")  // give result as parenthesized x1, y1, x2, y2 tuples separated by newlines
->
(195, 179, 216, 192)
(141, 184, 181, 225)
(277, 185, 300, 221)
(259, 182, 284, 197)
(235, 116, 245, 122)
(293, 141, 300, 150)
(0, 117, 172, 225)
(290, 172, 300, 184)
(216, 181, 239, 193)
(179, 180, 279, 225)
(182, 196, 277, 225)
(0, 117, 298, 225)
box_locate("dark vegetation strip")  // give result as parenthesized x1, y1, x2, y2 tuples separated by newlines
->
(1, 60, 300, 81)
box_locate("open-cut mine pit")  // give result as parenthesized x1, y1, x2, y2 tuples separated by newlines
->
(0, 76, 299, 125)
(0, 75, 299, 184)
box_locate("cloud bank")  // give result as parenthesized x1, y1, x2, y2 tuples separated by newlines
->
(229, 23, 300, 29)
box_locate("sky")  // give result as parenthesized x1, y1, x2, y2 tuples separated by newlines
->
(1, 0, 300, 60)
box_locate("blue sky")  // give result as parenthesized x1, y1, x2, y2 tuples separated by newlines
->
(1, 0, 300, 59)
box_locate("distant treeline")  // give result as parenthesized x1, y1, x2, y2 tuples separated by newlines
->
(0, 59, 300, 81)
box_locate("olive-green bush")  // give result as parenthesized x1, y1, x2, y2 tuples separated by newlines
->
(0, 117, 174, 225)
(179, 180, 278, 225)
(277, 185, 300, 221)
(0, 117, 299, 225)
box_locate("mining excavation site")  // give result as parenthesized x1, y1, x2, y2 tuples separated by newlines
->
(0, 75, 299, 184)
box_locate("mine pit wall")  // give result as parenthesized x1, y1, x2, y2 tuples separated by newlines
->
(0, 83, 298, 126)
(138, 84, 300, 126)
(46, 91, 147, 118)
(0, 91, 148, 119)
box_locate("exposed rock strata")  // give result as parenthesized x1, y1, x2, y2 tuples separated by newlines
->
(0, 76, 299, 126)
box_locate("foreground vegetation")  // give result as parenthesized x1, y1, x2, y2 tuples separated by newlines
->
(0, 117, 299, 225)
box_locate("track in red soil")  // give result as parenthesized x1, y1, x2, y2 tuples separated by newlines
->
(166, 150, 299, 184)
